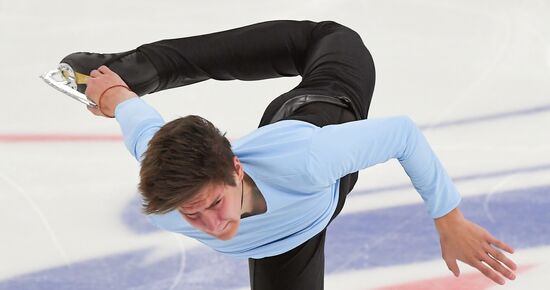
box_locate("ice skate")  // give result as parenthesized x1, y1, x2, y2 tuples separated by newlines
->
(40, 50, 159, 107)
(40, 62, 98, 107)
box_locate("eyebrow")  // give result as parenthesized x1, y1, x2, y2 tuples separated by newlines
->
(180, 194, 222, 215)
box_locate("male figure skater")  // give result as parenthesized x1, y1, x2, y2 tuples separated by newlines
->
(62, 20, 517, 289)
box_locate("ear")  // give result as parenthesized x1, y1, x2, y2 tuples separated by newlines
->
(233, 156, 244, 179)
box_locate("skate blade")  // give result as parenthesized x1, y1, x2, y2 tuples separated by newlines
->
(40, 63, 97, 108)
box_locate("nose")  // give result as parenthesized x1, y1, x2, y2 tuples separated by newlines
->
(201, 212, 222, 233)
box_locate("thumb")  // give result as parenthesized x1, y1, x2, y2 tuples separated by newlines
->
(87, 105, 104, 117)
(446, 259, 461, 277)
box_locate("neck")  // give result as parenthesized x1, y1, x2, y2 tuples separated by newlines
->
(240, 173, 266, 218)
(240, 176, 253, 217)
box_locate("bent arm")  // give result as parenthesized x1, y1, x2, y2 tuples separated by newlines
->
(308, 116, 461, 218)
(115, 98, 165, 162)
(82, 65, 164, 159)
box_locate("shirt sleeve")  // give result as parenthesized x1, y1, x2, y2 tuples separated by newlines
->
(114, 97, 165, 162)
(307, 116, 461, 218)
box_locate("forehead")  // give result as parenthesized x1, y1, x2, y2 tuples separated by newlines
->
(179, 183, 224, 211)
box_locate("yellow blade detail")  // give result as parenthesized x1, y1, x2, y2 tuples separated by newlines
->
(74, 72, 89, 84)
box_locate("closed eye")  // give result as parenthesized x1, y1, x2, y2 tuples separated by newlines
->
(207, 196, 223, 209)
(183, 212, 198, 219)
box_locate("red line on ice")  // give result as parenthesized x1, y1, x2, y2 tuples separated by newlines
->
(371, 264, 533, 290)
(0, 134, 123, 143)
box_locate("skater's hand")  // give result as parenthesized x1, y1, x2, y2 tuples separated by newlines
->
(85, 65, 137, 117)
(435, 208, 517, 285)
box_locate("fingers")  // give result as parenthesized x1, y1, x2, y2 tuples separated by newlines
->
(487, 244, 517, 271)
(489, 235, 515, 254)
(472, 260, 506, 285)
(89, 69, 102, 78)
(483, 250, 516, 281)
(87, 105, 104, 117)
(445, 258, 460, 277)
(486, 234, 517, 271)
(90, 66, 111, 78)
(471, 244, 517, 286)
(97, 65, 112, 73)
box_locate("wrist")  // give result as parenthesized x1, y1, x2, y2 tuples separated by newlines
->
(434, 207, 464, 234)
(100, 87, 138, 117)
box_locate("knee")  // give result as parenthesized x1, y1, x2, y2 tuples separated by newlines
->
(314, 20, 363, 41)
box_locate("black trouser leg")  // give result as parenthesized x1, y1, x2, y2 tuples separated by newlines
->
(249, 229, 327, 290)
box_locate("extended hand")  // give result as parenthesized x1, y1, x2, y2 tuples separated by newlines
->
(435, 208, 517, 285)
(84, 65, 137, 118)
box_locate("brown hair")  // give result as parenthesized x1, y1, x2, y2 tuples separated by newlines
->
(139, 115, 236, 215)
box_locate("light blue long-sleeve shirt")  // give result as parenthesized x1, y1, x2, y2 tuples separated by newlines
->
(115, 97, 461, 259)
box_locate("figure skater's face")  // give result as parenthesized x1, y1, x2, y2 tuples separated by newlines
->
(177, 159, 244, 240)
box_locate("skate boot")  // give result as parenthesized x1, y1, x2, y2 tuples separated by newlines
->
(41, 49, 160, 107)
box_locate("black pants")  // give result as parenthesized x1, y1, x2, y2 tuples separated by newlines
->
(115, 20, 375, 289)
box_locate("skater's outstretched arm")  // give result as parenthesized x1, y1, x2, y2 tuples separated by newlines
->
(306, 116, 517, 285)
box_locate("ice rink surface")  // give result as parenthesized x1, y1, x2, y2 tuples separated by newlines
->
(1, 0, 549, 289)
